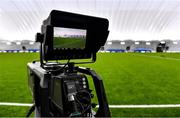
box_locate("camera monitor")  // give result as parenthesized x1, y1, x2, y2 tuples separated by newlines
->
(38, 10, 109, 61)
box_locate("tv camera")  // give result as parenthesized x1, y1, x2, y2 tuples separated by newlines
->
(27, 10, 111, 117)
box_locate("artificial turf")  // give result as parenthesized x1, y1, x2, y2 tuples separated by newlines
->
(1, 52, 180, 117)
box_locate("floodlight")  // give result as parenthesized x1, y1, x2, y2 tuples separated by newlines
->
(173, 41, 178, 44)
(29, 42, 34, 45)
(135, 42, 139, 45)
(120, 42, 125, 45)
(6, 42, 11, 45)
(160, 41, 165, 44)
(16, 42, 21, 45)
(107, 42, 112, 45)
(146, 42, 151, 45)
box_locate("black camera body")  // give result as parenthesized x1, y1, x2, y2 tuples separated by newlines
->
(28, 62, 92, 117)
(27, 10, 110, 117)
(50, 73, 91, 116)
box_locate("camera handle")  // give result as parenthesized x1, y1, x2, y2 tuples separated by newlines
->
(77, 67, 111, 117)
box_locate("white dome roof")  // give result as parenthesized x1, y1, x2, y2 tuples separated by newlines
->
(0, 0, 180, 41)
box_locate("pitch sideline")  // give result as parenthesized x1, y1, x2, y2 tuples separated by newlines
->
(1, 102, 180, 108)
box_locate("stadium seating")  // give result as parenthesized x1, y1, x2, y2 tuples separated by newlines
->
(1, 40, 180, 53)
(134, 48, 152, 52)
(103, 40, 180, 53)
(0, 40, 39, 53)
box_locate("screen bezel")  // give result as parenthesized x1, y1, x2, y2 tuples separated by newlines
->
(43, 25, 92, 60)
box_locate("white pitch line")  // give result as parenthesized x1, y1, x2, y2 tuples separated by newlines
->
(0, 102, 33, 106)
(1, 102, 180, 108)
(107, 104, 180, 108)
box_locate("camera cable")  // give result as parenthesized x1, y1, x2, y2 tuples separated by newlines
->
(26, 103, 35, 117)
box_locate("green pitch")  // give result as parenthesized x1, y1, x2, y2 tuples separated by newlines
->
(53, 37, 86, 48)
(1, 52, 180, 117)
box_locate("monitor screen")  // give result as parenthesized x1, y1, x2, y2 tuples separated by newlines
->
(53, 27, 86, 49)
